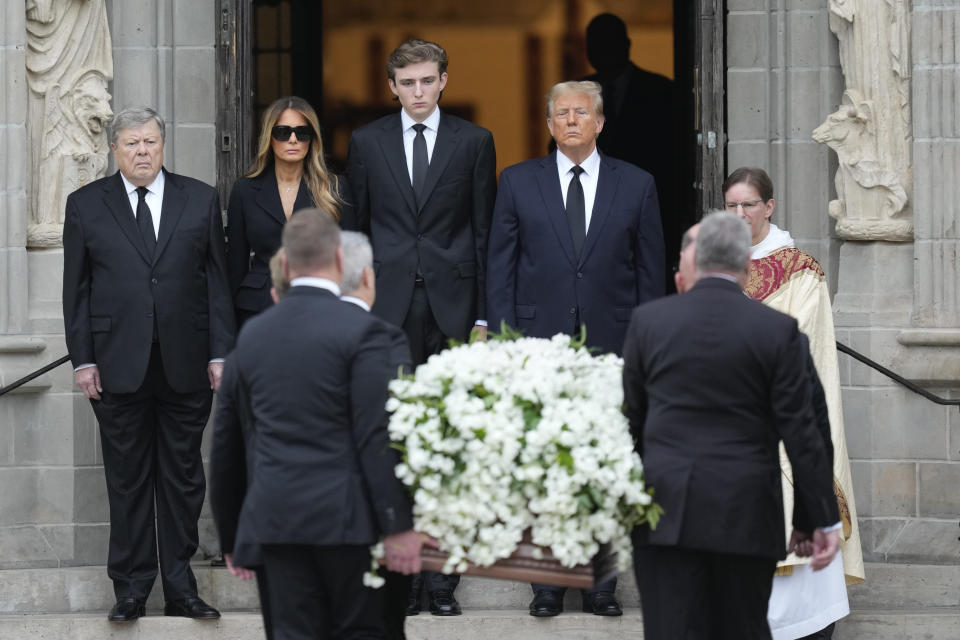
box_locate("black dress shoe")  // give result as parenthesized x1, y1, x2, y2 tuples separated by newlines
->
(428, 589, 462, 616)
(529, 590, 562, 617)
(108, 597, 145, 622)
(582, 591, 622, 616)
(164, 596, 221, 619)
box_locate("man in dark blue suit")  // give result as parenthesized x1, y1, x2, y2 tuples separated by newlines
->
(486, 80, 665, 616)
(487, 80, 664, 358)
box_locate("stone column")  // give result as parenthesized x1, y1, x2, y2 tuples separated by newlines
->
(726, 0, 845, 287)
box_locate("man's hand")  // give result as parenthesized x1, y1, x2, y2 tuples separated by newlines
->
(224, 553, 255, 581)
(810, 527, 841, 571)
(75, 366, 102, 400)
(382, 529, 425, 575)
(787, 529, 813, 557)
(208, 361, 224, 391)
(471, 323, 488, 342)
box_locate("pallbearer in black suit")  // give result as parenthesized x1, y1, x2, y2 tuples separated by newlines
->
(212, 209, 424, 639)
(226, 96, 342, 328)
(344, 37, 497, 615)
(339, 230, 416, 640)
(62, 107, 235, 622)
(622, 211, 840, 639)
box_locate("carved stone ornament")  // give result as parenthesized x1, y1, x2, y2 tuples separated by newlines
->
(25, 0, 114, 248)
(812, 0, 912, 241)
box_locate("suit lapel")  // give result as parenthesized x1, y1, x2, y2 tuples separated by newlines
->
(154, 169, 186, 263)
(417, 114, 459, 212)
(579, 155, 619, 266)
(253, 171, 288, 226)
(102, 172, 152, 265)
(536, 153, 577, 267)
(376, 115, 418, 216)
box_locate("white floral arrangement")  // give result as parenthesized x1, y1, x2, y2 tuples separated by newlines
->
(383, 328, 662, 578)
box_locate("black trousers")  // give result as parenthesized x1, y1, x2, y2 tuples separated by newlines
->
(633, 542, 777, 640)
(262, 543, 388, 640)
(402, 284, 459, 594)
(531, 576, 617, 599)
(91, 343, 212, 601)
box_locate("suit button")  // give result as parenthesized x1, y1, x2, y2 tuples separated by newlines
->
(417, 234, 424, 240)
(151, 278, 158, 284)
(576, 272, 583, 279)
(569, 307, 576, 315)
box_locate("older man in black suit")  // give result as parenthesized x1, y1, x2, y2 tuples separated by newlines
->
(62, 106, 235, 621)
(622, 211, 840, 639)
(344, 37, 496, 615)
(211, 209, 422, 639)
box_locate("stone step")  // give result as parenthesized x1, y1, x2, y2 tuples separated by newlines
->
(0, 564, 640, 614)
(1, 608, 958, 640)
(835, 608, 960, 640)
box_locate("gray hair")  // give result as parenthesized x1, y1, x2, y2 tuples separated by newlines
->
(108, 107, 165, 145)
(340, 230, 373, 295)
(546, 81, 604, 119)
(695, 210, 751, 275)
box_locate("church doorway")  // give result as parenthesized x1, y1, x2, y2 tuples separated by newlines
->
(216, 0, 725, 276)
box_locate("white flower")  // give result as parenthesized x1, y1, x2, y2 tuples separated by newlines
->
(382, 333, 661, 574)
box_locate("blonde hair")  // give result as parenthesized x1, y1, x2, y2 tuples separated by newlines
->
(269, 247, 289, 300)
(247, 96, 341, 221)
(546, 81, 604, 119)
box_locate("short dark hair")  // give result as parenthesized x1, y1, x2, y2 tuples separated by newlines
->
(386, 39, 448, 81)
(281, 208, 340, 273)
(722, 167, 774, 202)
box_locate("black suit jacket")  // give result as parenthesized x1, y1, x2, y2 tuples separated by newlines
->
(211, 286, 413, 564)
(226, 171, 314, 314)
(62, 170, 235, 393)
(487, 151, 664, 355)
(622, 277, 838, 560)
(343, 111, 496, 341)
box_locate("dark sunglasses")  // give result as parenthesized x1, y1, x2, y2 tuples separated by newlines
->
(271, 125, 313, 142)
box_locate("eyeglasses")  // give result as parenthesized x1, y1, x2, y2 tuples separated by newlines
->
(271, 125, 313, 142)
(724, 200, 763, 210)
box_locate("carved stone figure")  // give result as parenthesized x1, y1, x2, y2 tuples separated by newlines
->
(25, 0, 113, 248)
(813, 0, 912, 241)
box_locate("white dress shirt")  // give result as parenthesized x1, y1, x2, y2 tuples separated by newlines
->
(120, 170, 164, 238)
(556, 147, 601, 232)
(289, 277, 342, 297)
(341, 295, 371, 312)
(401, 107, 441, 185)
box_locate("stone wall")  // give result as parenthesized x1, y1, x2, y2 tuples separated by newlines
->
(730, 0, 959, 567)
(0, 0, 221, 570)
(726, 0, 844, 289)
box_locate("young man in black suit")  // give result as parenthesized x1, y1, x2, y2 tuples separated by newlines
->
(344, 37, 497, 615)
(62, 106, 235, 622)
(622, 211, 840, 639)
(211, 209, 423, 639)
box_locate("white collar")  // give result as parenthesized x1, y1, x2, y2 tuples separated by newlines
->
(556, 146, 601, 176)
(401, 107, 440, 133)
(341, 296, 371, 312)
(751, 223, 796, 259)
(120, 169, 165, 195)
(289, 277, 341, 297)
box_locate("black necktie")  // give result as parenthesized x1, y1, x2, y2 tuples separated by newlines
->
(566, 165, 586, 256)
(411, 123, 428, 207)
(136, 186, 156, 259)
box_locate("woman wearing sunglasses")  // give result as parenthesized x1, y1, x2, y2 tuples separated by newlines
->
(226, 96, 342, 328)
(723, 167, 864, 640)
